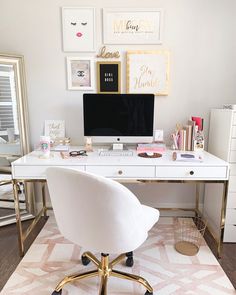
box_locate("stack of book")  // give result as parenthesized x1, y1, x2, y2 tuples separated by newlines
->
(137, 143, 166, 154)
(172, 117, 204, 151)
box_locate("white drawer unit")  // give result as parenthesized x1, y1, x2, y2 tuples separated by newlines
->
(86, 165, 155, 178)
(13, 165, 85, 179)
(156, 166, 227, 179)
(226, 193, 236, 208)
(224, 225, 236, 243)
(208, 109, 236, 242)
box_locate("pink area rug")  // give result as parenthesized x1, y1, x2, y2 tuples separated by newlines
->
(1, 214, 235, 295)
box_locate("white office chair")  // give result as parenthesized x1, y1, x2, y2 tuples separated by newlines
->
(46, 167, 159, 295)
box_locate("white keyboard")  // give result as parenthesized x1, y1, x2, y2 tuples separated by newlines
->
(99, 150, 133, 157)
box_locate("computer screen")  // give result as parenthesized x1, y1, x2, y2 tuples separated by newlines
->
(83, 93, 155, 143)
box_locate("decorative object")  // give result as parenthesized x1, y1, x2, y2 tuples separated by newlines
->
(97, 46, 120, 58)
(97, 61, 121, 93)
(67, 57, 94, 90)
(39, 136, 51, 159)
(44, 120, 65, 140)
(126, 50, 169, 95)
(85, 137, 93, 152)
(62, 7, 95, 52)
(103, 8, 163, 44)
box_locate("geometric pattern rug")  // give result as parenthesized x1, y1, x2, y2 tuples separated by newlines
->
(1, 214, 235, 295)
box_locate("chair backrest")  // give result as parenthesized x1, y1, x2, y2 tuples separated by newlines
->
(46, 167, 149, 254)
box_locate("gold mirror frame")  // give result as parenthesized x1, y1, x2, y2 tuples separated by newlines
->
(0, 53, 32, 226)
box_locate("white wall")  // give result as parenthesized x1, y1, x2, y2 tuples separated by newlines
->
(1, 0, 236, 208)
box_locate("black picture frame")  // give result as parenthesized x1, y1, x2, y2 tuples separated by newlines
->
(97, 62, 121, 93)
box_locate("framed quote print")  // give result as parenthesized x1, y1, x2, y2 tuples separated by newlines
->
(62, 7, 95, 52)
(126, 50, 169, 95)
(97, 62, 121, 93)
(67, 57, 94, 90)
(103, 8, 163, 44)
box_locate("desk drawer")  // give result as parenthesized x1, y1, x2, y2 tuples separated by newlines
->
(155, 166, 227, 179)
(224, 224, 236, 242)
(232, 126, 236, 138)
(230, 164, 236, 175)
(229, 176, 236, 191)
(225, 209, 236, 224)
(230, 139, 236, 151)
(13, 165, 85, 179)
(86, 165, 155, 178)
(233, 112, 236, 125)
(227, 193, 236, 208)
(229, 151, 236, 162)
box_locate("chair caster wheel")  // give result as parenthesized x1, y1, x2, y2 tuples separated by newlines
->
(126, 257, 134, 267)
(52, 290, 62, 295)
(144, 291, 153, 295)
(81, 254, 91, 266)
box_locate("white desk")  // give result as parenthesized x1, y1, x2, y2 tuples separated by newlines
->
(11, 149, 229, 256)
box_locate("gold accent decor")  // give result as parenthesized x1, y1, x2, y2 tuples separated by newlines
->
(97, 46, 120, 58)
(126, 50, 170, 96)
(54, 252, 153, 295)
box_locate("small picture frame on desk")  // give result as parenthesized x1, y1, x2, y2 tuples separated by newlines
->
(97, 61, 121, 93)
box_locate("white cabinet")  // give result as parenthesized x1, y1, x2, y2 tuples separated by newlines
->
(208, 109, 236, 242)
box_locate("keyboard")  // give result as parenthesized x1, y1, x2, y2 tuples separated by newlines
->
(99, 150, 133, 157)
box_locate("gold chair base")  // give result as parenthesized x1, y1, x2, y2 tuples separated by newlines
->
(53, 251, 153, 295)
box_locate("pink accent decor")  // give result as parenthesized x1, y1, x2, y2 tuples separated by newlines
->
(1, 214, 235, 295)
(76, 32, 83, 37)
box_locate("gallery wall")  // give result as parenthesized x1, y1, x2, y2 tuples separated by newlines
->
(0, 0, 236, 208)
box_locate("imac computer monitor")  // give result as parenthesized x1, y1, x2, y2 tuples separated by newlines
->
(83, 93, 155, 144)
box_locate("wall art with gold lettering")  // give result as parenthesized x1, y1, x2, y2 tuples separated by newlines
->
(103, 8, 163, 44)
(97, 61, 121, 93)
(126, 50, 169, 96)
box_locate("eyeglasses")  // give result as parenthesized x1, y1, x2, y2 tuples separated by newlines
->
(69, 150, 87, 157)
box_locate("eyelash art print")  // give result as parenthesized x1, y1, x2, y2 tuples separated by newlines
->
(71, 22, 76, 26)
(81, 22, 87, 25)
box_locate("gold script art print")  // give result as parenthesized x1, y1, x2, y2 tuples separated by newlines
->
(126, 50, 170, 96)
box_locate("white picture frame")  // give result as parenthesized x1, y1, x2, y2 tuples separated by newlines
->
(44, 120, 65, 139)
(126, 50, 170, 96)
(62, 7, 95, 52)
(103, 8, 163, 44)
(66, 57, 95, 90)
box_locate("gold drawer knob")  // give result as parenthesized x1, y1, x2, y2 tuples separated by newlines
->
(118, 170, 123, 175)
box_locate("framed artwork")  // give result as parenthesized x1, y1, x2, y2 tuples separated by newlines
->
(126, 50, 170, 96)
(67, 57, 94, 90)
(97, 61, 121, 93)
(62, 7, 95, 52)
(44, 120, 65, 139)
(103, 8, 163, 44)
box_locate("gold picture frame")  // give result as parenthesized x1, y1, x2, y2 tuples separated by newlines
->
(97, 61, 121, 93)
(126, 50, 170, 96)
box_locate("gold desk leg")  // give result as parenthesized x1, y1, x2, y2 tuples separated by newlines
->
(41, 181, 47, 218)
(217, 180, 229, 258)
(13, 180, 24, 257)
(195, 183, 200, 217)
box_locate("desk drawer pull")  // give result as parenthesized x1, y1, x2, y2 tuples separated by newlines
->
(189, 171, 194, 175)
(118, 170, 123, 175)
